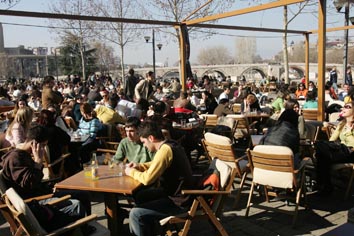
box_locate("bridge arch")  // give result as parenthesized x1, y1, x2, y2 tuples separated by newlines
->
(279, 66, 304, 81)
(161, 70, 179, 81)
(201, 69, 226, 80)
(240, 67, 266, 82)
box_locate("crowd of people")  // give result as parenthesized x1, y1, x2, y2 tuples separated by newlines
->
(0, 66, 354, 235)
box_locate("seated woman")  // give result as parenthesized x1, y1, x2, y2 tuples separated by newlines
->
(77, 102, 103, 164)
(303, 91, 318, 109)
(260, 109, 301, 167)
(315, 101, 354, 195)
(295, 82, 308, 100)
(5, 107, 33, 146)
(241, 94, 261, 113)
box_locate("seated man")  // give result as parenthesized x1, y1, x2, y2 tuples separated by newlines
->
(173, 91, 196, 111)
(213, 98, 233, 117)
(95, 93, 125, 125)
(125, 122, 195, 236)
(113, 116, 154, 163)
(0, 125, 92, 231)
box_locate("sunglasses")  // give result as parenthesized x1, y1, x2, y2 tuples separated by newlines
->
(344, 105, 352, 109)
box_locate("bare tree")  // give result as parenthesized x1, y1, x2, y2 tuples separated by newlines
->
(92, 41, 117, 75)
(235, 37, 257, 64)
(197, 45, 232, 65)
(93, 0, 143, 81)
(141, 0, 235, 83)
(49, 0, 96, 80)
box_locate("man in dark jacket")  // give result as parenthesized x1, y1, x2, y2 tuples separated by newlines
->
(125, 68, 138, 101)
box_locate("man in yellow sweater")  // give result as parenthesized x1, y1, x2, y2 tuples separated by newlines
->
(125, 122, 194, 236)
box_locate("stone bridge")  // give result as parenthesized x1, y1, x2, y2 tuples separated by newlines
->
(134, 63, 345, 84)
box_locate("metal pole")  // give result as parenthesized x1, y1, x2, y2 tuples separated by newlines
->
(152, 29, 156, 77)
(343, 4, 349, 81)
(55, 49, 59, 81)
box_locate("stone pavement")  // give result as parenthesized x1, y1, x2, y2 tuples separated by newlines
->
(1, 183, 353, 236)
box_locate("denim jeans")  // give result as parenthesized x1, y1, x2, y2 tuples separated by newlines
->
(129, 197, 186, 236)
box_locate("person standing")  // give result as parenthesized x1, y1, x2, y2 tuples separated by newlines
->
(124, 68, 138, 102)
(41, 75, 63, 110)
(134, 71, 155, 102)
(329, 66, 338, 92)
(346, 66, 353, 86)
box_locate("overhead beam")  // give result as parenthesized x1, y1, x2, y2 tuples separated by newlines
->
(193, 23, 307, 34)
(0, 10, 178, 26)
(309, 24, 354, 34)
(184, 0, 307, 25)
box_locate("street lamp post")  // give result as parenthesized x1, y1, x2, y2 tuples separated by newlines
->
(333, 0, 353, 81)
(144, 29, 162, 77)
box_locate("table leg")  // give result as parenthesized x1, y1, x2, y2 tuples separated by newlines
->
(104, 193, 120, 235)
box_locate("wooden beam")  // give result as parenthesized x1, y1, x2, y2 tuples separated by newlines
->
(185, 0, 307, 25)
(304, 33, 310, 87)
(0, 10, 178, 26)
(192, 23, 306, 34)
(179, 25, 187, 91)
(309, 24, 354, 34)
(317, 0, 326, 122)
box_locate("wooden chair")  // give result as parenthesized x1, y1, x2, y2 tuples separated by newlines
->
(200, 114, 218, 133)
(42, 145, 71, 182)
(245, 145, 307, 227)
(4, 187, 100, 236)
(159, 158, 237, 236)
(0, 170, 53, 236)
(302, 109, 318, 121)
(202, 132, 249, 208)
(216, 116, 237, 141)
(226, 114, 258, 147)
(232, 103, 241, 114)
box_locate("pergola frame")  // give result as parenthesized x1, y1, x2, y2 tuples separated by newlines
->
(0, 0, 350, 120)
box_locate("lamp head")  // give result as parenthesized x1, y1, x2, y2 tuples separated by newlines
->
(144, 36, 150, 43)
(157, 43, 163, 50)
(350, 16, 354, 25)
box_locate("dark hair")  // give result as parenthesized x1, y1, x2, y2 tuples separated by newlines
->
(180, 91, 188, 99)
(125, 116, 141, 128)
(278, 109, 299, 128)
(128, 68, 134, 75)
(43, 75, 55, 85)
(219, 98, 229, 105)
(306, 91, 316, 101)
(26, 125, 49, 143)
(108, 93, 119, 108)
(37, 109, 55, 126)
(284, 99, 299, 110)
(153, 101, 166, 114)
(147, 71, 154, 77)
(138, 121, 164, 140)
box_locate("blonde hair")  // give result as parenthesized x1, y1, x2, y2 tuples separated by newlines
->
(6, 107, 33, 137)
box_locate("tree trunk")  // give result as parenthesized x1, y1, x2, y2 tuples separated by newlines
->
(80, 44, 86, 81)
(120, 43, 125, 89)
(283, 6, 289, 84)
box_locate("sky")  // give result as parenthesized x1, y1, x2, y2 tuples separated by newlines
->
(0, 0, 353, 66)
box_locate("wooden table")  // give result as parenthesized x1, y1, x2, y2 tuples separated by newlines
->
(55, 165, 141, 235)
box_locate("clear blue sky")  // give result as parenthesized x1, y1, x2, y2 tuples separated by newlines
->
(0, 0, 352, 65)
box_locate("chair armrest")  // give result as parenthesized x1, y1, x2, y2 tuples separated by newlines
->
(47, 214, 97, 236)
(294, 157, 311, 174)
(97, 148, 116, 154)
(249, 121, 258, 128)
(181, 189, 231, 195)
(235, 154, 248, 163)
(47, 153, 71, 168)
(45, 195, 71, 206)
(0, 193, 54, 209)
